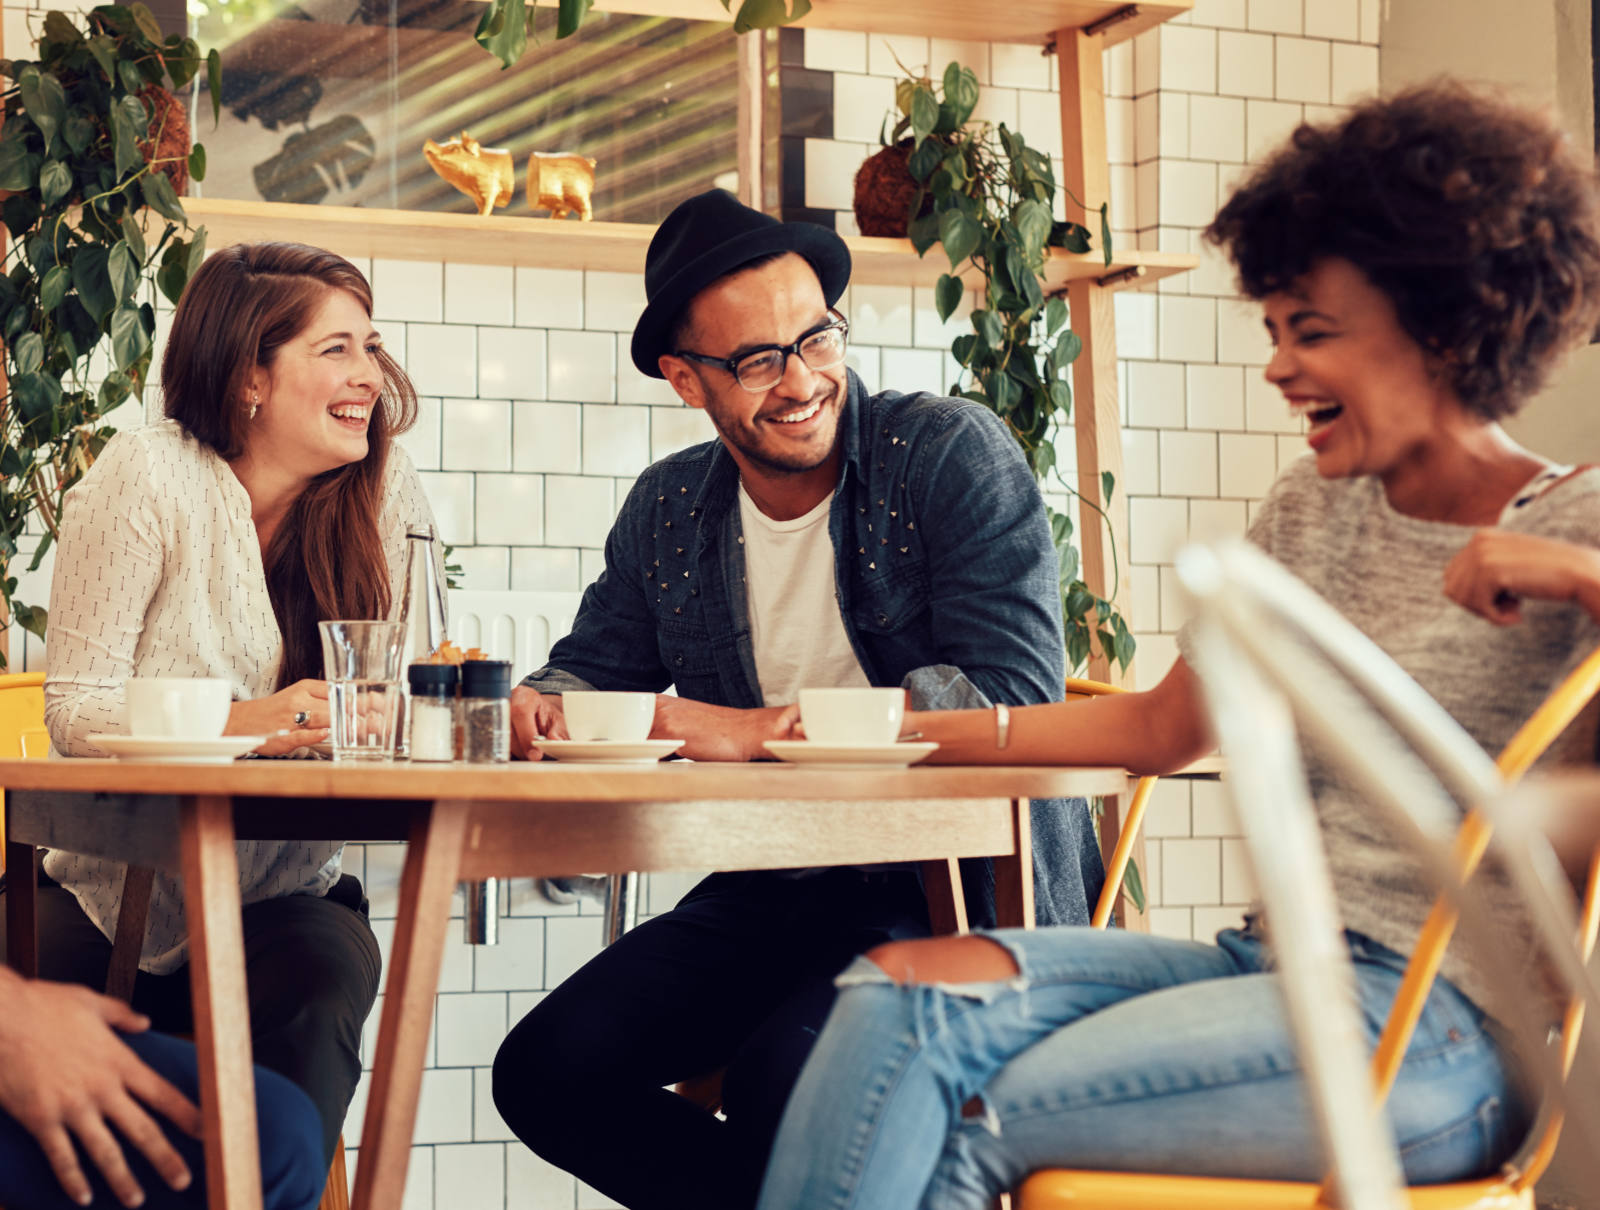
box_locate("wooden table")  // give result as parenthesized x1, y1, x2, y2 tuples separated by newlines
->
(0, 757, 1127, 1210)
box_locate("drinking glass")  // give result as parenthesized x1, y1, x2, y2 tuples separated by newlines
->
(318, 620, 406, 761)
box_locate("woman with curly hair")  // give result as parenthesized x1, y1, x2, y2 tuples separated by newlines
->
(754, 83, 1600, 1210)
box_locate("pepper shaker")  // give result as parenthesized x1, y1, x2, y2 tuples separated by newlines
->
(460, 660, 512, 763)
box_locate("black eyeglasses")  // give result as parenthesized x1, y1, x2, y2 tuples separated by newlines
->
(674, 312, 850, 392)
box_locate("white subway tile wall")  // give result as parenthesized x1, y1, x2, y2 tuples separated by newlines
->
(0, 4, 1374, 1201)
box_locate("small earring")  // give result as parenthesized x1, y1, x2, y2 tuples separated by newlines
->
(248, 394, 259, 421)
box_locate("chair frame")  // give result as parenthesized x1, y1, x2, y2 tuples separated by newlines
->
(1019, 539, 1600, 1210)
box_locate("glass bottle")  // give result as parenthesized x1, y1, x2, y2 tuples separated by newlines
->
(396, 523, 449, 757)
(407, 663, 458, 762)
(460, 660, 513, 763)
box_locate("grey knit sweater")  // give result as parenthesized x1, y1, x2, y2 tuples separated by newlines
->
(1237, 455, 1600, 1015)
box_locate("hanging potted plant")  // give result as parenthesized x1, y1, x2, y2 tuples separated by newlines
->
(879, 61, 1133, 678)
(0, 3, 220, 667)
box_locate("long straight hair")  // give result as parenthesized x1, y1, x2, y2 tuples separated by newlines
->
(161, 242, 418, 686)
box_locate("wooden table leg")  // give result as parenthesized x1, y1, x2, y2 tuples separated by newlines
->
(993, 798, 1035, 929)
(5, 795, 39, 974)
(179, 794, 262, 1210)
(920, 858, 969, 935)
(353, 799, 468, 1210)
(1098, 784, 1151, 933)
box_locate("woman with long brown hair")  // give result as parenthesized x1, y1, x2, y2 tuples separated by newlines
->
(2, 241, 438, 1184)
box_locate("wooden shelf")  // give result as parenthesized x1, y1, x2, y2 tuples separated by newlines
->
(178, 196, 1195, 293)
(595, 0, 1194, 47)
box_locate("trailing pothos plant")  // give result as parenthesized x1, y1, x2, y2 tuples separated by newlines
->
(895, 61, 1134, 677)
(475, 0, 810, 70)
(0, 3, 218, 666)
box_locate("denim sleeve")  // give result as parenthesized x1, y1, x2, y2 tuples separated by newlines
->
(521, 478, 673, 694)
(906, 405, 1066, 707)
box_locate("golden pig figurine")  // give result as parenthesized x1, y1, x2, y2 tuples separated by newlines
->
(528, 151, 597, 221)
(423, 132, 514, 217)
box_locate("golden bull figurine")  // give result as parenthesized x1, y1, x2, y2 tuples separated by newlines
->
(423, 132, 514, 217)
(528, 151, 597, 221)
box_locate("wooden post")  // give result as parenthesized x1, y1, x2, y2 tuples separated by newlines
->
(1057, 28, 1133, 688)
(736, 29, 764, 209)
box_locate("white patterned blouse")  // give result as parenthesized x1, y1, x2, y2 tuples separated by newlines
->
(42, 418, 438, 974)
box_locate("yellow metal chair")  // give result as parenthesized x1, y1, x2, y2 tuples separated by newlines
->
(0, 671, 49, 870)
(1017, 644, 1600, 1210)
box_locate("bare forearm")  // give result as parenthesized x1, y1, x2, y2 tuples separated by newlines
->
(918, 659, 1213, 775)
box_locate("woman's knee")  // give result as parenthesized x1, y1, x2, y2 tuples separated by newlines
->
(865, 936, 1020, 986)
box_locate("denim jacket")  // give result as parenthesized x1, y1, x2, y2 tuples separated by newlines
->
(525, 370, 1104, 926)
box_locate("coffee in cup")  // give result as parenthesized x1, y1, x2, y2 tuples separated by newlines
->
(125, 677, 233, 739)
(797, 687, 905, 746)
(562, 691, 656, 743)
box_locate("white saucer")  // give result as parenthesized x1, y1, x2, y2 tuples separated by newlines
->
(92, 734, 267, 763)
(763, 740, 939, 768)
(537, 739, 684, 764)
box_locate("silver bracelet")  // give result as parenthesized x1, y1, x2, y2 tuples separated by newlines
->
(994, 702, 1011, 750)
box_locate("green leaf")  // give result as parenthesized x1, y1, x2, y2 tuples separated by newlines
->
(38, 159, 72, 207)
(14, 603, 48, 640)
(110, 95, 143, 178)
(941, 62, 979, 127)
(129, 2, 165, 45)
(909, 85, 939, 148)
(19, 68, 66, 156)
(98, 370, 132, 410)
(1050, 221, 1091, 254)
(906, 212, 940, 257)
(1045, 296, 1068, 337)
(951, 333, 977, 366)
(141, 169, 186, 223)
(730, 0, 785, 31)
(62, 113, 94, 154)
(1100, 201, 1113, 267)
(972, 308, 1003, 352)
(107, 240, 138, 303)
(11, 370, 62, 430)
(156, 244, 187, 304)
(117, 58, 144, 96)
(1048, 379, 1071, 414)
(1052, 330, 1083, 374)
(70, 245, 114, 323)
(938, 209, 981, 270)
(186, 227, 207, 277)
(1014, 198, 1052, 258)
(474, 0, 528, 70)
(0, 444, 23, 477)
(1100, 470, 1115, 505)
(934, 273, 964, 323)
(0, 138, 36, 192)
(556, 0, 594, 37)
(188, 142, 206, 183)
(110, 302, 150, 372)
(907, 138, 943, 184)
(206, 49, 222, 125)
(41, 11, 82, 47)
(87, 35, 117, 83)
(39, 264, 69, 313)
(120, 213, 147, 265)
(12, 331, 43, 376)
(1114, 624, 1137, 671)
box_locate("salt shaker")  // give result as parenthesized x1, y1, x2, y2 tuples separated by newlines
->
(408, 663, 458, 762)
(460, 660, 513, 763)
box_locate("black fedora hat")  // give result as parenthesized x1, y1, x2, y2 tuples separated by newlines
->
(631, 189, 851, 379)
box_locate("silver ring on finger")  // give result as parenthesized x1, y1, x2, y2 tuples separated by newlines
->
(293, 710, 310, 727)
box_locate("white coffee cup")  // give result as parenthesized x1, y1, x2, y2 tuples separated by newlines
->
(125, 677, 233, 739)
(562, 691, 656, 743)
(798, 687, 905, 747)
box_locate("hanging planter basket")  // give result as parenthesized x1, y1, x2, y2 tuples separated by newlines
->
(138, 84, 191, 196)
(852, 141, 930, 238)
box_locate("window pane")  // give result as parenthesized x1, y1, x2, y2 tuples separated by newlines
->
(189, 2, 739, 222)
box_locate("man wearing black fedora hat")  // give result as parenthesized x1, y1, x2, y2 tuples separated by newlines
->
(492, 190, 1103, 1209)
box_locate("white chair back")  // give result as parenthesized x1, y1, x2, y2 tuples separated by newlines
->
(446, 589, 584, 678)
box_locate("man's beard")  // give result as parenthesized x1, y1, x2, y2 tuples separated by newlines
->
(710, 381, 840, 475)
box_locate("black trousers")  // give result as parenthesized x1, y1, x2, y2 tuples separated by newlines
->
(0, 870, 381, 1166)
(492, 866, 932, 1210)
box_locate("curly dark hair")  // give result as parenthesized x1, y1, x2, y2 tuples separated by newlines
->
(1205, 81, 1600, 419)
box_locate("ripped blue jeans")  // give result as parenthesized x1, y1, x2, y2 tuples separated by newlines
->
(755, 927, 1528, 1210)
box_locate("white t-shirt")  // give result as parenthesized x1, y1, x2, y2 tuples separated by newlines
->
(737, 482, 869, 706)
